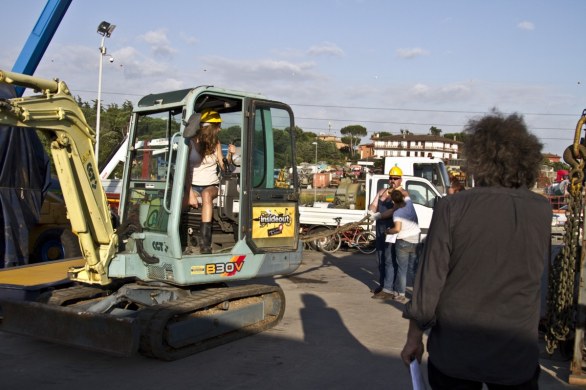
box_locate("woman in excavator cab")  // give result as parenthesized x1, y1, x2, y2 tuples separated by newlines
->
(185, 109, 229, 254)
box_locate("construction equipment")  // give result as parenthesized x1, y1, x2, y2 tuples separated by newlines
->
(545, 109, 586, 384)
(29, 181, 82, 263)
(1, 0, 73, 267)
(0, 70, 302, 360)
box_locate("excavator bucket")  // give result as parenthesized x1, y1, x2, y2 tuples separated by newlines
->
(0, 299, 140, 356)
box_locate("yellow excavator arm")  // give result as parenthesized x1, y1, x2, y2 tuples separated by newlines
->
(0, 70, 117, 284)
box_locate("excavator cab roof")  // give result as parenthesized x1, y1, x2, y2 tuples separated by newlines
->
(138, 87, 243, 115)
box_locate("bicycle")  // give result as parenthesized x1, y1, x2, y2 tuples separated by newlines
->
(314, 217, 376, 254)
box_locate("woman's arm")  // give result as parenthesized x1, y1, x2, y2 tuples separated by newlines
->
(215, 142, 225, 171)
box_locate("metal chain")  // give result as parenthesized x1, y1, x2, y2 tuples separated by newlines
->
(545, 183, 582, 354)
(545, 113, 586, 354)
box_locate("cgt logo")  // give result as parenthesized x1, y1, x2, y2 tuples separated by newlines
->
(152, 241, 168, 253)
(206, 255, 246, 276)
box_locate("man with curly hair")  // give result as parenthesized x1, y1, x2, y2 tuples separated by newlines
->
(400, 110, 551, 388)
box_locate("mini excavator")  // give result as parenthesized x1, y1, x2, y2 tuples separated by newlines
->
(0, 70, 302, 360)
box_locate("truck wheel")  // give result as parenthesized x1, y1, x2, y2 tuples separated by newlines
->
(356, 231, 376, 254)
(30, 228, 82, 264)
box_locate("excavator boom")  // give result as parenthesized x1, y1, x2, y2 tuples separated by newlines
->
(0, 70, 117, 284)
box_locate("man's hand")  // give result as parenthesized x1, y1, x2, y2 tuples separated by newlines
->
(368, 210, 381, 221)
(400, 337, 424, 366)
(401, 320, 425, 366)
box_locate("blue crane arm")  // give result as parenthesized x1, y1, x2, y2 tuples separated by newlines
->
(11, 0, 72, 96)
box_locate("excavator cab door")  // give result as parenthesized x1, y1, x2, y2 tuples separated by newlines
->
(240, 100, 300, 253)
(119, 108, 182, 240)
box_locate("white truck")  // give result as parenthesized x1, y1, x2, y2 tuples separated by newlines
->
(299, 173, 443, 243)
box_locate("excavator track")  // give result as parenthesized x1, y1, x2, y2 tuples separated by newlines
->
(0, 283, 285, 359)
(138, 284, 285, 361)
(39, 285, 107, 305)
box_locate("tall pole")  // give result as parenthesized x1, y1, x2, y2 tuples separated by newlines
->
(312, 141, 318, 204)
(95, 37, 106, 163)
(94, 21, 116, 165)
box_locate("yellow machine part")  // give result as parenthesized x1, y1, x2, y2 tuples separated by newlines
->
(0, 258, 84, 287)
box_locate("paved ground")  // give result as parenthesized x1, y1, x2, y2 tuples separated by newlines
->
(0, 249, 581, 389)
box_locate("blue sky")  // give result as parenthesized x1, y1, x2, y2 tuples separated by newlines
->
(2, 0, 585, 156)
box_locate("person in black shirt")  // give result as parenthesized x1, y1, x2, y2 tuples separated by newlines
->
(401, 110, 551, 388)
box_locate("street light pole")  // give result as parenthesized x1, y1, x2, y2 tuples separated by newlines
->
(95, 21, 116, 165)
(312, 141, 318, 204)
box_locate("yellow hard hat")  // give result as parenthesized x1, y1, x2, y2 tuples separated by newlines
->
(389, 164, 403, 176)
(200, 109, 222, 123)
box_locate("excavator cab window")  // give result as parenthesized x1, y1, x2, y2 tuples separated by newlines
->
(123, 109, 181, 233)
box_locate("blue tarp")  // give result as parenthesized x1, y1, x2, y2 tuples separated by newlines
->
(0, 84, 50, 267)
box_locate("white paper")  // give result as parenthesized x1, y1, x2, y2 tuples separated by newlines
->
(385, 233, 397, 243)
(410, 360, 426, 390)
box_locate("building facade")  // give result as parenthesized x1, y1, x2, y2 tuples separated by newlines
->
(371, 134, 462, 161)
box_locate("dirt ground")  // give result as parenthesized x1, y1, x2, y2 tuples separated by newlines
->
(0, 249, 580, 389)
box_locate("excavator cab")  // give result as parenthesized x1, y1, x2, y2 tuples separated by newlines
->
(108, 87, 302, 284)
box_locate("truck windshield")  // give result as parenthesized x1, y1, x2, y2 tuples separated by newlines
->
(413, 162, 449, 195)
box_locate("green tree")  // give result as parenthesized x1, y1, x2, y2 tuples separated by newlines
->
(340, 125, 367, 158)
(218, 125, 242, 145)
(443, 132, 467, 142)
(98, 101, 134, 167)
(429, 126, 442, 136)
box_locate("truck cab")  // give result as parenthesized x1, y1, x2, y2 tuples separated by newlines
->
(298, 173, 442, 242)
(383, 156, 451, 195)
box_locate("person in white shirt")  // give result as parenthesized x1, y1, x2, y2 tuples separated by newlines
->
(385, 189, 420, 302)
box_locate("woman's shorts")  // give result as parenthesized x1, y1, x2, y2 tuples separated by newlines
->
(191, 184, 217, 194)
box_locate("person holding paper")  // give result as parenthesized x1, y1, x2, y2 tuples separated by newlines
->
(368, 166, 409, 299)
(401, 111, 550, 388)
(385, 189, 420, 303)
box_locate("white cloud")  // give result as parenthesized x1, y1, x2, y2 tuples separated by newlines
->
(411, 83, 431, 95)
(200, 56, 321, 83)
(139, 29, 176, 57)
(396, 47, 430, 59)
(517, 21, 535, 31)
(307, 42, 345, 57)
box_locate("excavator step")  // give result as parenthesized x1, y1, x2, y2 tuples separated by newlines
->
(0, 283, 285, 360)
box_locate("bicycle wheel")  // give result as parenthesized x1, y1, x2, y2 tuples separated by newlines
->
(313, 227, 342, 253)
(355, 231, 376, 254)
(309, 226, 328, 251)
